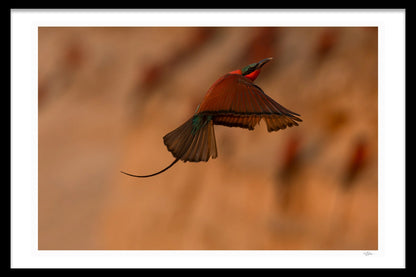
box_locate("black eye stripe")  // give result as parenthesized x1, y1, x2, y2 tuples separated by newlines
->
(242, 63, 257, 75)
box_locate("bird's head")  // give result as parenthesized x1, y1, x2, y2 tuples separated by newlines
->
(230, 57, 273, 81)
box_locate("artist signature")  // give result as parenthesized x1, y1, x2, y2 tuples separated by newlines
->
(363, 251, 373, 256)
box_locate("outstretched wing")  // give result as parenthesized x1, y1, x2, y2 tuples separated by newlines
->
(197, 74, 302, 132)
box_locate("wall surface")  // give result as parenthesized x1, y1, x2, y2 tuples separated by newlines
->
(38, 27, 378, 250)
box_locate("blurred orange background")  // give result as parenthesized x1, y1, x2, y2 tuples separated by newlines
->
(38, 27, 378, 250)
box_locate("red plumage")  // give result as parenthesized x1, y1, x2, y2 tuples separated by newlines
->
(121, 57, 302, 178)
(197, 73, 301, 132)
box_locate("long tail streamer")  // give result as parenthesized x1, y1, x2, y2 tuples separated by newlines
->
(120, 158, 180, 178)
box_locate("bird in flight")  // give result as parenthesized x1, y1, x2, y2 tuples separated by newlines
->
(121, 57, 302, 178)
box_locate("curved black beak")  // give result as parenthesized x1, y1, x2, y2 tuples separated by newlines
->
(256, 57, 273, 69)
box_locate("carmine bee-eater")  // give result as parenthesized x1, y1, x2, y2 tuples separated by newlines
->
(121, 57, 302, 178)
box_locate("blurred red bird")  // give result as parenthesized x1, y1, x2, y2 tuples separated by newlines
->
(122, 57, 302, 178)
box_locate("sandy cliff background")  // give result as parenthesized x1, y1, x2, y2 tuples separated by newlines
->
(38, 27, 378, 250)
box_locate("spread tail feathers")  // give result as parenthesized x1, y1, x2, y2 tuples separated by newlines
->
(163, 115, 218, 162)
(121, 115, 217, 178)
